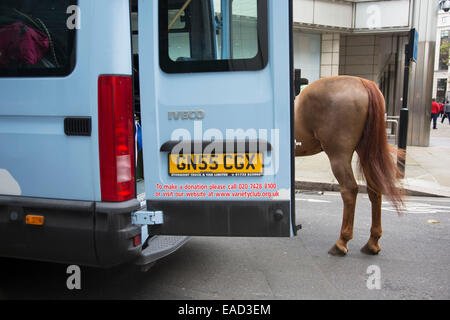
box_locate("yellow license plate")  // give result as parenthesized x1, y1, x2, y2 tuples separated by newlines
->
(169, 153, 263, 177)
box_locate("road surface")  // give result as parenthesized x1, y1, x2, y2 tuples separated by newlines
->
(0, 192, 449, 300)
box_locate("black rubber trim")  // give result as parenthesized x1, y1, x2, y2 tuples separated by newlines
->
(289, 0, 297, 236)
(128, 0, 139, 199)
(0, 195, 142, 268)
(160, 139, 272, 153)
(95, 198, 140, 214)
(0, 195, 139, 214)
(147, 200, 292, 237)
(0, 195, 97, 266)
(0, 195, 93, 211)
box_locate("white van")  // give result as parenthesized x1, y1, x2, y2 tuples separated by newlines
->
(0, 0, 297, 268)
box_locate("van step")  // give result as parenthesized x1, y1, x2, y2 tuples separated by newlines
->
(135, 235, 190, 267)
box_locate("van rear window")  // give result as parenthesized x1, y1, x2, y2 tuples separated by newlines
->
(0, 0, 77, 77)
(159, 0, 268, 73)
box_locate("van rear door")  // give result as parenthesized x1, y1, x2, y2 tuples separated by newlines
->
(138, 0, 295, 237)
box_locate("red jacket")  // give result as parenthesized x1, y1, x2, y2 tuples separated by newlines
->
(432, 102, 440, 114)
(440, 104, 445, 113)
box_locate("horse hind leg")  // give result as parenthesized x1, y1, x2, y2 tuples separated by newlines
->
(361, 186, 383, 255)
(325, 153, 359, 257)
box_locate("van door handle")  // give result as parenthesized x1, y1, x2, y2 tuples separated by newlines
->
(64, 117, 92, 136)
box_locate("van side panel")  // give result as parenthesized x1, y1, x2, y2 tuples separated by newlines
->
(0, 0, 132, 202)
(0, 0, 141, 268)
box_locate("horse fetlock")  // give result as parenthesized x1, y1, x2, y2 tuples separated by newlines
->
(370, 229, 382, 240)
(340, 231, 353, 242)
(330, 238, 350, 256)
(361, 240, 381, 255)
(328, 242, 348, 257)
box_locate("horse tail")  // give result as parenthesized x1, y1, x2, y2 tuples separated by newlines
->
(357, 78, 404, 212)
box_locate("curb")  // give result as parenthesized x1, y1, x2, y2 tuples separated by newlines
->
(295, 181, 449, 198)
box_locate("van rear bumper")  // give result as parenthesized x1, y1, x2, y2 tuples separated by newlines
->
(0, 195, 142, 268)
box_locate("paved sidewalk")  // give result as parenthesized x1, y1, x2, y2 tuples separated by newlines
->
(295, 117, 450, 197)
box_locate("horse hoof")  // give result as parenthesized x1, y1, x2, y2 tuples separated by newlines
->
(360, 243, 380, 255)
(328, 244, 347, 257)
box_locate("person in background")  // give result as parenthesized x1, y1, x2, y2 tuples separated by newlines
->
(443, 101, 450, 125)
(439, 102, 445, 118)
(431, 99, 440, 130)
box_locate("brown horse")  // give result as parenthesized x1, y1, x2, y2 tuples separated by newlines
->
(295, 75, 403, 256)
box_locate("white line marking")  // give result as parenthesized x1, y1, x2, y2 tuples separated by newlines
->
(295, 199, 332, 203)
(383, 202, 450, 214)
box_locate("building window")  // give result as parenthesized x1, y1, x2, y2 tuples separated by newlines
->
(439, 31, 450, 71)
(437, 78, 447, 103)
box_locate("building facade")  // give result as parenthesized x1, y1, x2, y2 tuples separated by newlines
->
(293, 0, 438, 147)
(433, 10, 450, 103)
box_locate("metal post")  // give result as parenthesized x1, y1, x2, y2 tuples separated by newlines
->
(397, 46, 410, 178)
(397, 28, 418, 178)
(210, 0, 219, 59)
(221, 0, 232, 60)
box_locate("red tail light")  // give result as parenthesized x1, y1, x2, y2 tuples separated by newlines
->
(98, 75, 135, 202)
(133, 234, 142, 247)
